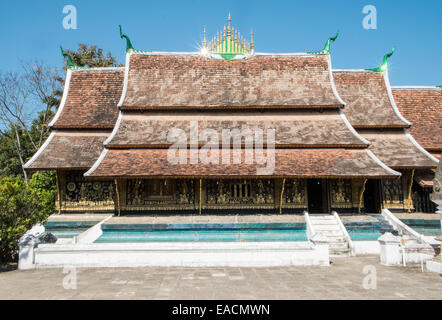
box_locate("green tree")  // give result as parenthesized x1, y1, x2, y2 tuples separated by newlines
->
(65, 43, 118, 68)
(0, 174, 55, 263)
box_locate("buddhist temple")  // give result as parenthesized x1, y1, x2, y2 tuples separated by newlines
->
(24, 16, 440, 215)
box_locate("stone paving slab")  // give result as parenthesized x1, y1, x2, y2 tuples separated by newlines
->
(393, 213, 440, 220)
(104, 214, 306, 225)
(47, 214, 112, 222)
(0, 256, 440, 300)
(339, 215, 378, 222)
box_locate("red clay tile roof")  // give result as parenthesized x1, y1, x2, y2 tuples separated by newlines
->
(333, 71, 410, 128)
(24, 131, 110, 170)
(120, 54, 343, 109)
(358, 129, 438, 169)
(106, 111, 367, 148)
(86, 148, 398, 178)
(392, 88, 442, 153)
(50, 68, 124, 129)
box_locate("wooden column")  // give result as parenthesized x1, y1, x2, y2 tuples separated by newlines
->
(114, 179, 121, 216)
(358, 179, 367, 214)
(279, 178, 286, 214)
(199, 179, 202, 215)
(56, 170, 62, 215)
(407, 169, 415, 213)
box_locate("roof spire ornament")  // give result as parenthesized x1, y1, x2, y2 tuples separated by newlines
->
(60, 46, 75, 68)
(309, 31, 339, 54)
(251, 29, 254, 52)
(202, 13, 254, 60)
(366, 47, 395, 72)
(119, 25, 134, 52)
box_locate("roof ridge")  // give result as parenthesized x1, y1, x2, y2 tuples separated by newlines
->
(392, 86, 442, 91)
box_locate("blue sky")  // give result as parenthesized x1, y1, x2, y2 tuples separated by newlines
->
(0, 0, 441, 85)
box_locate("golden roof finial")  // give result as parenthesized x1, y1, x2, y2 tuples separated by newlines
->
(202, 13, 254, 57)
(250, 29, 254, 51)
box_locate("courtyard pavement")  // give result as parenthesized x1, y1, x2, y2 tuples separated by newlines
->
(0, 255, 440, 300)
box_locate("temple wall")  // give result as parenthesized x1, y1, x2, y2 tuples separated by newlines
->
(56, 170, 116, 213)
(55, 173, 375, 214)
(381, 170, 414, 212)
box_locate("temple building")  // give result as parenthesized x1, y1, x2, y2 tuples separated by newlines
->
(24, 17, 440, 215)
(392, 86, 442, 211)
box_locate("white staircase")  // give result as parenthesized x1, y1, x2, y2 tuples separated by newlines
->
(309, 214, 352, 257)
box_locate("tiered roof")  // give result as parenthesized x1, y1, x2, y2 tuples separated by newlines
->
(392, 87, 442, 158)
(85, 52, 397, 179)
(24, 68, 124, 170)
(121, 54, 343, 109)
(25, 18, 439, 180)
(333, 70, 438, 169)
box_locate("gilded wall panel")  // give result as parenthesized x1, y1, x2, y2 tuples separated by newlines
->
(283, 179, 308, 208)
(61, 171, 115, 211)
(328, 179, 353, 208)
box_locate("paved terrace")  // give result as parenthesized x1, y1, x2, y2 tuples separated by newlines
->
(0, 256, 440, 299)
(47, 213, 384, 225)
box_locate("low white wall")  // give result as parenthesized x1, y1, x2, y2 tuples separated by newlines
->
(426, 260, 442, 274)
(353, 241, 380, 255)
(31, 241, 329, 268)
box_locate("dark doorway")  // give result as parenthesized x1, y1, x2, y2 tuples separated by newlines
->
(307, 179, 326, 213)
(363, 180, 381, 213)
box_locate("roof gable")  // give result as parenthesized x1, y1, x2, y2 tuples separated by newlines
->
(50, 68, 124, 129)
(120, 53, 343, 109)
(392, 88, 442, 152)
(333, 71, 410, 128)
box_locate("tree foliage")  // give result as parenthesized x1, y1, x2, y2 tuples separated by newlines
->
(0, 173, 56, 263)
(64, 43, 118, 68)
(0, 44, 118, 263)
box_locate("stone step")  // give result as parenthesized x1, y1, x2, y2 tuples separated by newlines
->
(311, 225, 341, 231)
(317, 229, 342, 234)
(328, 238, 347, 243)
(310, 216, 335, 221)
(310, 220, 337, 225)
(330, 251, 352, 257)
(329, 242, 349, 250)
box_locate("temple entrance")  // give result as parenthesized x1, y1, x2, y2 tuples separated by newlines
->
(307, 179, 327, 213)
(363, 180, 381, 213)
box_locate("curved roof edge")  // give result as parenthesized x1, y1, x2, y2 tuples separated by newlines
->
(84, 148, 109, 177)
(382, 71, 412, 127)
(327, 55, 346, 106)
(48, 70, 72, 127)
(23, 131, 56, 169)
(48, 67, 125, 128)
(104, 111, 123, 145)
(338, 110, 370, 145)
(365, 149, 401, 177)
(117, 52, 132, 107)
(404, 129, 440, 164)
